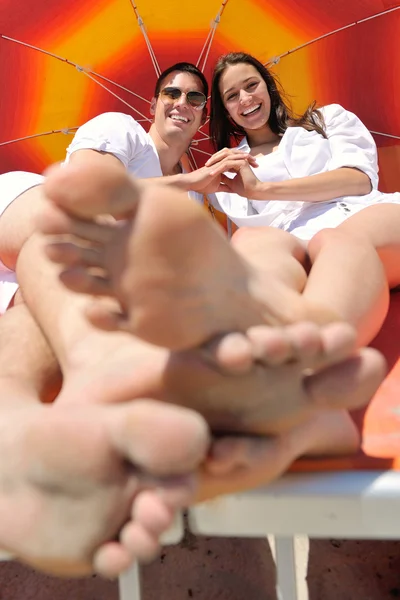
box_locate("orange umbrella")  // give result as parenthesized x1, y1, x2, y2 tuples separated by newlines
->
(1, 0, 399, 193)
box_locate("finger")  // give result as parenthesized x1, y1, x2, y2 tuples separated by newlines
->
(210, 158, 247, 175)
(207, 154, 249, 169)
(247, 156, 259, 167)
(206, 150, 253, 167)
(205, 148, 233, 165)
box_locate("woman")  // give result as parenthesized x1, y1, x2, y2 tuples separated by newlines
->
(206, 51, 400, 347)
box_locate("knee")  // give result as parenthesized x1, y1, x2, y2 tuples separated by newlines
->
(308, 228, 350, 257)
(308, 227, 378, 264)
(231, 226, 263, 246)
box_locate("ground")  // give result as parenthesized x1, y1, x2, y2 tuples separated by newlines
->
(1, 536, 400, 599)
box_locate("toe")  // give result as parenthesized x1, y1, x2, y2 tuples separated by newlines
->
(246, 325, 294, 365)
(196, 435, 296, 502)
(110, 400, 210, 476)
(60, 269, 113, 296)
(284, 322, 324, 364)
(304, 347, 386, 410)
(318, 322, 358, 363)
(132, 491, 174, 535)
(93, 542, 134, 578)
(200, 332, 254, 374)
(44, 156, 141, 218)
(46, 243, 105, 269)
(120, 522, 161, 563)
(206, 437, 253, 475)
(38, 203, 78, 235)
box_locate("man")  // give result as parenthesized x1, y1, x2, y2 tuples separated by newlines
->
(0, 62, 386, 577)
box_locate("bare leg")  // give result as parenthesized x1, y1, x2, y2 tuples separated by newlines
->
(305, 228, 389, 347)
(291, 204, 400, 347)
(231, 222, 391, 348)
(338, 203, 400, 287)
(0, 303, 61, 405)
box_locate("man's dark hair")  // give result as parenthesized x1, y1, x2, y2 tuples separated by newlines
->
(154, 62, 209, 98)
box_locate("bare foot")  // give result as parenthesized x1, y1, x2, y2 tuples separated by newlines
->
(0, 383, 209, 578)
(165, 322, 386, 434)
(40, 159, 305, 350)
(57, 318, 385, 440)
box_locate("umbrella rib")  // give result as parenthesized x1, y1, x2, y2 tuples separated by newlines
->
(189, 146, 212, 157)
(370, 131, 400, 140)
(197, 29, 214, 69)
(0, 34, 150, 104)
(197, 117, 210, 138)
(191, 137, 212, 144)
(83, 71, 152, 122)
(197, 0, 230, 72)
(200, 27, 218, 73)
(129, 0, 161, 76)
(266, 5, 400, 65)
(85, 72, 151, 104)
(0, 128, 79, 147)
(187, 148, 199, 170)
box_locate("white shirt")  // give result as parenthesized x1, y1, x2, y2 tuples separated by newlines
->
(67, 112, 203, 204)
(212, 104, 384, 231)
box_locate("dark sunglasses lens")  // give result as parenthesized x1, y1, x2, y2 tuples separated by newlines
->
(187, 91, 206, 107)
(161, 87, 182, 101)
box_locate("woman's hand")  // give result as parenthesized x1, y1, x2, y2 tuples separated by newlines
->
(205, 149, 264, 198)
(218, 161, 265, 198)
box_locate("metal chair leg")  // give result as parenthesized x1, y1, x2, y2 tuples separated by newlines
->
(271, 535, 309, 600)
(118, 562, 142, 600)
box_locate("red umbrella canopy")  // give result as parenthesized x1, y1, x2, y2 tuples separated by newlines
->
(0, 0, 399, 191)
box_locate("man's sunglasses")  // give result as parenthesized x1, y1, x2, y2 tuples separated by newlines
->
(159, 87, 207, 110)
